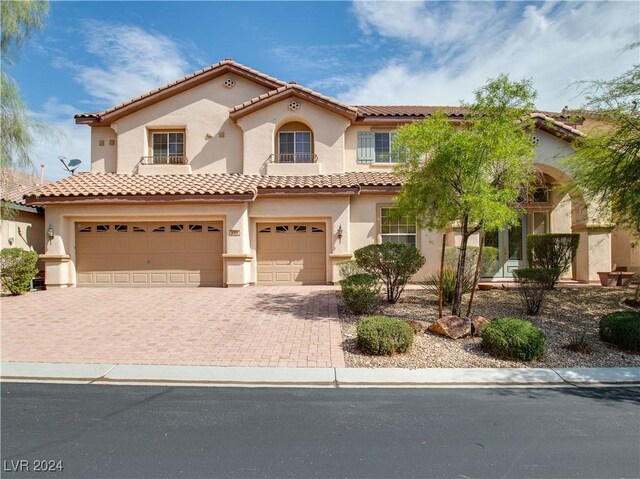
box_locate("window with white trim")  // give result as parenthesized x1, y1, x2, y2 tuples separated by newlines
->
(379, 207, 416, 245)
(278, 131, 312, 162)
(151, 131, 184, 158)
(358, 131, 404, 164)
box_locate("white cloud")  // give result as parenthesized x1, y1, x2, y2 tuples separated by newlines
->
(342, 1, 640, 110)
(62, 22, 196, 107)
(30, 98, 91, 181)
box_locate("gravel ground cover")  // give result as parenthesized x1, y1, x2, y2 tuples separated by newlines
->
(339, 286, 640, 368)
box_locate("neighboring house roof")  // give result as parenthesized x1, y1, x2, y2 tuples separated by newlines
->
(74, 59, 287, 126)
(1, 169, 49, 206)
(531, 112, 585, 141)
(229, 83, 358, 121)
(356, 105, 469, 119)
(24, 172, 402, 204)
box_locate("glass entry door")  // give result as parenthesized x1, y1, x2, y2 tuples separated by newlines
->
(483, 216, 528, 278)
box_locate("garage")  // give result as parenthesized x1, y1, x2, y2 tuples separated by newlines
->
(257, 223, 326, 285)
(75, 221, 223, 286)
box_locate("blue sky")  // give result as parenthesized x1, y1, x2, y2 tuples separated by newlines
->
(9, 1, 640, 180)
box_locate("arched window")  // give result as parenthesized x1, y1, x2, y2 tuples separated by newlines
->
(275, 122, 314, 163)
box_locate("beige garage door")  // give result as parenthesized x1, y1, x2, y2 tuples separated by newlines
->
(76, 222, 223, 287)
(257, 223, 326, 285)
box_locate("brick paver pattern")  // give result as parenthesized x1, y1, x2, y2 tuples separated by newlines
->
(1, 287, 345, 368)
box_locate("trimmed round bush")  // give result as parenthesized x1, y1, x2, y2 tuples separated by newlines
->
(356, 316, 414, 355)
(482, 317, 546, 361)
(599, 311, 640, 353)
(340, 273, 380, 315)
(0, 248, 38, 295)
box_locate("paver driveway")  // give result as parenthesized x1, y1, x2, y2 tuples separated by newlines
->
(1, 287, 345, 368)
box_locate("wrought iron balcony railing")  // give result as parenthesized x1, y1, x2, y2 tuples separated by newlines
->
(268, 153, 318, 164)
(140, 155, 189, 165)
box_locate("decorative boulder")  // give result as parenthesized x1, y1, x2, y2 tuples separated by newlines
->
(428, 316, 471, 339)
(471, 316, 490, 337)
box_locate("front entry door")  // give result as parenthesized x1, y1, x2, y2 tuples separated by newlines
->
(483, 216, 528, 279)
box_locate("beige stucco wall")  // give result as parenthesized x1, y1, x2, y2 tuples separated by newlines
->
(611, 227, 640, 274)
(236, 100, 351, 175)
(90, 127, 118, 173)
(1, 209, 45, 269)
(110, 74, 270, 175)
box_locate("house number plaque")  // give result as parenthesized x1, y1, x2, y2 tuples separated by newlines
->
(229, 229, 240, 236)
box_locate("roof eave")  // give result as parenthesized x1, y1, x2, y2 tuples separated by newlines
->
(24, 193, 257, 205)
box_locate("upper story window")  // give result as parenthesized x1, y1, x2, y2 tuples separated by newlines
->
(142, 130, 187, 165)
(272, 121, 316, 163)
(358, 131, 404, 164)
(379, 207, 417, 246)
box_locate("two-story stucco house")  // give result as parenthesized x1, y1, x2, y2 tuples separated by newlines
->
(25, 59, 635, 289)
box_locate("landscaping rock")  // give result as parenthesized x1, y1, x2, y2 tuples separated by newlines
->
(404, 320, 425, 335)
(428, 316, 471, 339)
(471, 316, 490, 337)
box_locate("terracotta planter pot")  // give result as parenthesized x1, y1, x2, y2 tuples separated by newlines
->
(478, 284, 493, 291)
(597, 272, 617, 286)
(618, 272, 635, 286)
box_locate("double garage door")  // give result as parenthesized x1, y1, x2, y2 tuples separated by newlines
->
(76, 221, 327, 287)
(76, 222, 223, 287)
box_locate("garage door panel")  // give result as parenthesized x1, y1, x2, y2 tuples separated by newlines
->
(76, 222, 223, 287)
(257, 222, 326, 285)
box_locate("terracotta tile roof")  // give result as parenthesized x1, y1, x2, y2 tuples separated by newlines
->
(75, 59, 287, 123)
(1, 169, 49, 205)
(25, 172, 402, 202)
(229, 83, 358, 120)
(356, 105, 470, 118)
(26, 173, 260, 199)
(530, 112, 585, 138)
(257, 171, 402, 190)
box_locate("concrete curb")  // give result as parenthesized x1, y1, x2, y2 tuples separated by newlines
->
(1, 362, 638, 388)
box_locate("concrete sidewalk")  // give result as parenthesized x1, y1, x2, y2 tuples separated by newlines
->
(2, 362, 638, 388)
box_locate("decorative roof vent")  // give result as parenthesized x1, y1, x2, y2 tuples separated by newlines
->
(288, 100, 300, 111)
(532, 136, 540, 145)
(224, 78, 236, 88)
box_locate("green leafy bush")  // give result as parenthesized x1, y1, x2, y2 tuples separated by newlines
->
(0, 248, 39, 295)
(356, 316, 414, 355)
(599, 311, 640, 352)
(339, 273, 380, 315)
(482, 317, 546, 361)
(527, 234, 579, 288)
(337, 260, 365, 280)
(354, 243, 425, 304)
(513, 268, 559, 315)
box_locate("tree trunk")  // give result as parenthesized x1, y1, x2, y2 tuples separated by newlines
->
(466, 234, 484, 318)
(438, 233, 446, 319)
(452, 216, 470, 317)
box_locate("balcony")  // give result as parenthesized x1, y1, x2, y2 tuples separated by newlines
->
(138, 156, 191, 175)
(141, 155, 189, 165)
(266, 153, 320, 176)
(268, 153, 318, 164)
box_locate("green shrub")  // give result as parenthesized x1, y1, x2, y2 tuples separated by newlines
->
(423, 268, 456, 304)
(599, 311, 640, 352)
(0, 248, 39, 295)
(527, 234, 579, 288)
(337, 260, 365, 280)
(339, 273, 380, 315)
(356, 316, 414, 355)
(482, 317, 546, 361)
(513, 268, 558, 315)
(354, 243, 425, 304)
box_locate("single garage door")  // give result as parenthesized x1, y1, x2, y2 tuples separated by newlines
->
(76, 221, 223, 287)
(257, 223, 326, 285)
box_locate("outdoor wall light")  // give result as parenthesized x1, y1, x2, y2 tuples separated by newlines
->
(337, 224, 343, 241)
(47, 224, 54, 241)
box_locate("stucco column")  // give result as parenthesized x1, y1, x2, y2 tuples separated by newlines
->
(223, 203, 252, 287)
(574, 225, 614, 282)
(40, 207, 75, 288)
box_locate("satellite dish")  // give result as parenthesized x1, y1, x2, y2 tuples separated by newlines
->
(59, 156, 82, 175)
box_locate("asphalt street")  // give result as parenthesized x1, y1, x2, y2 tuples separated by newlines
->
(1, 383, 639, 479)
